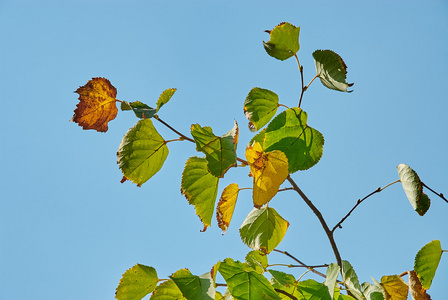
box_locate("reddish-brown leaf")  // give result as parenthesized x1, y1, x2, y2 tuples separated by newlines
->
(71, 77, 118, 132)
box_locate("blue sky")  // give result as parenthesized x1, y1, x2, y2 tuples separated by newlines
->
(1, 1, 447, 299)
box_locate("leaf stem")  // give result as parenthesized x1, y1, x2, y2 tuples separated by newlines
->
(275, 289, 299, 300)
(332, 180, 400, 233)
(286, 175, 343, 268)
(273, 249, 327, 278)
(154, 115, 195, 143)
(422, 182, 448, 204)
(294, 54, 305, 108)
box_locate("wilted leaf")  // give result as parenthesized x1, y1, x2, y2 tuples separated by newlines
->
(150, 280, 186, 300)
(408, 271, 431, 300)
(313, 50, 353, 92)
(71, 77, 118, 132)
(191, 121, 239, 178)
(216, 183, 240, 234)
(245, 141, 289, 208)
(218, 258, 281, 300)
(324, 263, 340, 299)
(381, 275, 408, 300)
(239, 207, 289, 254)
(116, 264, 158, 300)
(245, 250, 268, 274)
(362, 281, 386, 300)
(117, 119, 169, 186)
(397, 164, 431, 216)
(157, 88, 177, 112)
(263, 22, 300, 61)
(181, 157, 219, 230)
(341, 261, 364, 300)
(244, 88, 279, 132)
(253, 108, 324, 173)
(414, 240, 442, 290)
(170, 269, 215, 300)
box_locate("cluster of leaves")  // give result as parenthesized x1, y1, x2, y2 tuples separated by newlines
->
(71, 22, 446, 299)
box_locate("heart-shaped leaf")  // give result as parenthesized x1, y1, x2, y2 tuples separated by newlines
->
(263, 22, 300, 61)
(170, 269, 215, 300)
(150, 280, 186, 300)
(116, 264, 158, 300)
(244, 87, 279, 132)
(313, 50, 353, 92)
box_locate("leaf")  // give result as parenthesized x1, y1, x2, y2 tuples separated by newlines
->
(243, 88, 279, 132)
(408, 271, 431, 300)
(216, 183, 240, 234)
(313, 50, 353, 92)
(191, 121, 239, 178)
(253, 108, 324, 173)
(117, 119, 169, 186)
(297, 279, 332, 300)
(71, 77, 118, 132)
(362, 282, 386, 300)
(263, 22, 300, 61)
(380, 275, 408, 300)
(218, 258, 281, 300)
(324, 263, 340, 299)
(170, 269, 215, 300)
(341, 261, 364, 300)
(268, 270, 299, 299)
(128, 101, 157, 119)
(116, 264, 158, 300)
(181, 157, 220, 230)
(239, 207, 289, 254)
(397, 164, 431, 216)
(245, 142, 289, 208)
(414, 240, 442, 289)
(150, 280, 186, 300)
(245, 250, 268, 274)
(157, 88, 177, 112)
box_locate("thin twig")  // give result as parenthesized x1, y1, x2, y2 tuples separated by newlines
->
(154, 115, 195, 143)
(332, 180, 400, 233)
(275, 289, 299, 300)
(273, 249, 327, 278)
(286, 176, 343, 268)
(294, 54, 305, 108)
(422, 183, 448, 204)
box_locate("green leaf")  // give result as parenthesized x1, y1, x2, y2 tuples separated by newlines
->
(130, 101, 158, 119)
(239, 207, 289, 254)
(297, 279, 331, 300)
(414, 240, 442, 289)
(156, 88, 176, 112)
(243, 88, 279, 132)
(116, 264, 158, 300)
(117, 119, 169, 186)
(397, 164, 431, 216)
(263, 22, 300, 61)
(324, 263, 340, 299)
(150, 280, 186, 300)
(191, 121, 238, 178)
(218, 258, 281, 300)
(181, 157, 219, 230)
(313, 50, 353, 92)
(245, 250, 268, 274)
(269, 270, 299, 299)
(362, 281, 386, 300)
(341, 261, 364, 300)
(254, 107, 324, 173)
(170, 269, 215, 300)
(120, 101, 132, 111)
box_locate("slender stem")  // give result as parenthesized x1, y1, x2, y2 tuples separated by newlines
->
(268, 263, 328, 269)
(286, 176, 342, 268)
(294, 54, 305, 108)
(422, 183, 448, 204)
(305, 75, 319, 90)
(275, 289, 299, 300)
(274, 249, 327, 279)
(154, 115, 195, 143)
(332, 180, 400, 233)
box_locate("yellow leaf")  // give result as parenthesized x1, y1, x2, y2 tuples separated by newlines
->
(408, 271, 431, 300)
(71, 77, 118, 132)
(216, 183, 239, 234)
(245, 142, 289, 208)
(381, 275, 409, 300)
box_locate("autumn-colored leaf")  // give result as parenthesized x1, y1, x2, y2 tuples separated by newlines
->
(245, 141, 289, 208)
(157, 88, 177, 112)
(408, 271, 431, 300)
(381, 275, 409, 300)
(115, 264, 158, 300)
(216, 183, 239, 234)
(71, 77, 118, 132)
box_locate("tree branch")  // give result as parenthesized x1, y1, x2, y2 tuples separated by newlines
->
(273, 249, 327, 278)
(422, 183, 448, 204)
(275, 288, 299, 300)
(154, 115, 195, 143)
(332, 180, 400, 233)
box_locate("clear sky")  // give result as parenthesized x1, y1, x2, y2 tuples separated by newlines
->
(1, 1, 447, 299)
